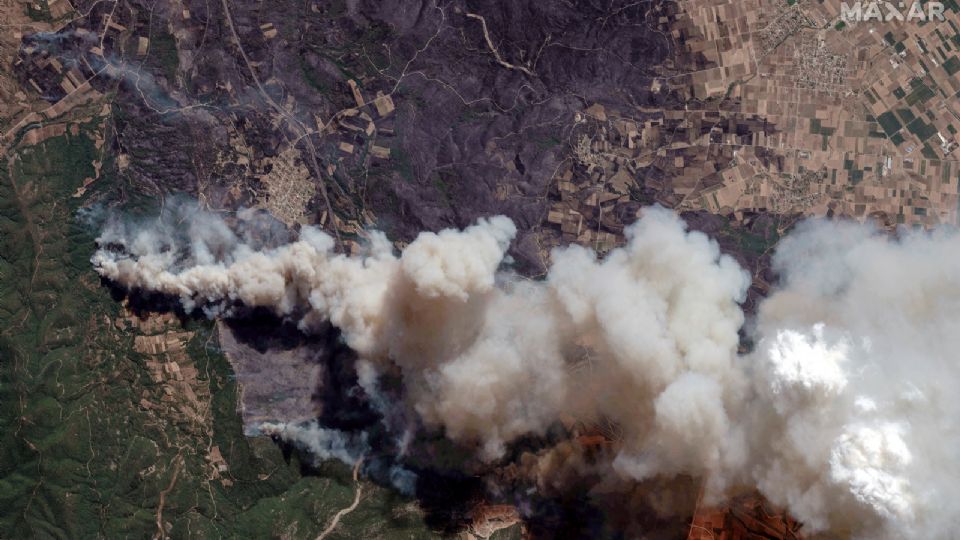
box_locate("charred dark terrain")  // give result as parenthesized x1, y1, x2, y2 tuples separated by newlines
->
(15, 0, 778, 272)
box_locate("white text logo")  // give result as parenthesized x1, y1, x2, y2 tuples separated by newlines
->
(840, 1, 946, 22)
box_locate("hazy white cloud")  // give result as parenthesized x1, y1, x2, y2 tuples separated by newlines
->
(745, 220, 960, 539)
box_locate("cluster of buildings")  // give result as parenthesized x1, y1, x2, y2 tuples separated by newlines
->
(650, 0, 960, 228)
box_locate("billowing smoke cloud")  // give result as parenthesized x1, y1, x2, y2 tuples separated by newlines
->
(742, 220, 960, 539)
(92, 202, 749, 470)
(91, 202, 960, 538)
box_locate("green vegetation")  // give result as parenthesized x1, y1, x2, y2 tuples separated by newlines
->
(936, 29, 952, 50)
(312, 21, 395, 80)
(896, 108, 916, 124)
(536, 136, 563, 150)
(24, 1, 54, 22)
(922, 142, 940, 159)
(905, 82, 935, 106)
(392, 147, 416, 183)
(906, 117, 938, 141)
(146, 30, 180, 84)
(877, 111, 903, 136)
(720, 219, 780, 258)
(457, 107, 488, 124)
(949, 26, 960, 50)
(316, 0, 348, 16)
(0, 129, 439, 537)
(433, 171, 454, 206)
(936, 46, 948, 63)
(944, 56, 960, 76)
(299, 56, 334, 96)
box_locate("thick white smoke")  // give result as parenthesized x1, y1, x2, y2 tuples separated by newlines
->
(744, 220, 960, 539)
(260, 420, 368, 466)
(92, 204, 960, 538)
(92, 204, 748, 469)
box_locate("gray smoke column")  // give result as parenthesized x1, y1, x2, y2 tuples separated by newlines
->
(92, 203, 960, 538)
(259, 421, 368, 466)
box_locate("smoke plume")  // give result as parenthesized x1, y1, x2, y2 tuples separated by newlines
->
(92, 202, 960, 538)
(742, 220, 960, 539)
(260, 421, 368, 466)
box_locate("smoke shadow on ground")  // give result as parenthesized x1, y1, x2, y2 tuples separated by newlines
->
(410, 467, 488, 534)
(221, 307, 315, 353)
(101, 284, 687, 538)
(523, 497, 609, 540)
(219, 308, 386, 435)
(217, 309, 629, 537)
(104, 278, 193, 326)
(220, 307, 504, 533)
